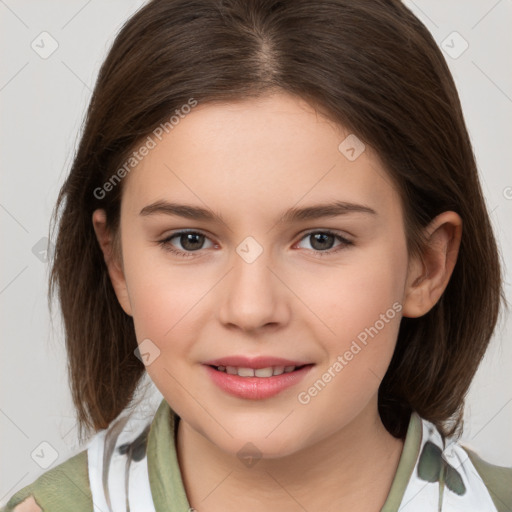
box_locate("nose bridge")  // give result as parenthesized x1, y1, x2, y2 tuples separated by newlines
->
(217, 235, 287, 330)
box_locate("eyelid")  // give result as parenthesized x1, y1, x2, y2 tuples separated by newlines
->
(298, 227, 353, 242)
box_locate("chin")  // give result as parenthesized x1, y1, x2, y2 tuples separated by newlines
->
(216, 434, 305, 462)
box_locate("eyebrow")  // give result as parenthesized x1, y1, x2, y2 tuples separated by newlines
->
(139, 200, 377, 223)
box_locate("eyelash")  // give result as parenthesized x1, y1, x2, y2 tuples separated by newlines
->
(157, 229, 353, 259)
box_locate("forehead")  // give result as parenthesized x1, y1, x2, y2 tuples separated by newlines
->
(121, 92, 401, 222)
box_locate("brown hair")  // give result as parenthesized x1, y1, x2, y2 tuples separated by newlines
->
(49, 0, 504, 444)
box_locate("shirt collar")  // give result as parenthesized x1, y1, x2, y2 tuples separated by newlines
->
(146, 398, 422, 512)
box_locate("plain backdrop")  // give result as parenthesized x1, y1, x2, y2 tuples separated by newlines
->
(1, 0, 511, 505)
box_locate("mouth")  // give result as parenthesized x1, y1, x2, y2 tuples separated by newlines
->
(203, 362, 315, 400)
(208, 364, 311, 377)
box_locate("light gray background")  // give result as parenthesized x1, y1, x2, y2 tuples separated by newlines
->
(1, 0, 511, 505)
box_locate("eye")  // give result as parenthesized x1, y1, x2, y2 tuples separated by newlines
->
(158, 230, 215, 258)
(295, 230, 353, 256)
(158, 229, 353, 259)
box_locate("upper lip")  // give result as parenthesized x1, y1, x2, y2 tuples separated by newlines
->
(203, 356, 313, 369)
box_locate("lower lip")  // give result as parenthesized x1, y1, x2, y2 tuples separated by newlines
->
(204, 364, 314, 400)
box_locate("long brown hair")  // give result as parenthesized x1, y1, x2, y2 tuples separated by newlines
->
(48, 0, 504, 444)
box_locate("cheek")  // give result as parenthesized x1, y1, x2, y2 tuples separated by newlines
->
(301, 239, 408, 394)
(306, 242, 407, 337)
(129, 277, 198, 342)
(122, 245, 213, 354)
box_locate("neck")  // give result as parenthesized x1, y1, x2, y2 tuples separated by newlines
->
(176, 397, 405, 512)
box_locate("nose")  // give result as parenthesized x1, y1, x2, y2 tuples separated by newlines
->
(217, 244, 290, 333)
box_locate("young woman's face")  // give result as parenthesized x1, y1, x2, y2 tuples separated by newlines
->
(110, 91, 412, 457)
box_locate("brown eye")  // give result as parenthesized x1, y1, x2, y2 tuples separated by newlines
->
(158, 230, 214, 258)
(296, 230, 353, 255)
(177, 232, 206, 251)
(309, 232, 336, 251)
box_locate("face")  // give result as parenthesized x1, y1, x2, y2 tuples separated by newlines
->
(98, 91, 414, 458)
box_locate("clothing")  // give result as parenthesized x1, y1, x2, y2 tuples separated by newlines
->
(2, 398, 511, 511)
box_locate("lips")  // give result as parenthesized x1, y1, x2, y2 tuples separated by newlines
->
(202, 355, 315, 400)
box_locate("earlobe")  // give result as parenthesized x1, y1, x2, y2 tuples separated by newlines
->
(92, 209, 133, 317)
(402, 211, 462, 318)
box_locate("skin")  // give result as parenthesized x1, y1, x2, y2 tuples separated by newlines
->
(92, 91, 462, 512)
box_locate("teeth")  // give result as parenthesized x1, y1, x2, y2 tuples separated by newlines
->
(272, 366, 284, 376)
(254, 367, 273, 377)
(218, 365, 297, 377)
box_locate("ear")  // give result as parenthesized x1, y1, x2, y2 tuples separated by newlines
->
(402, 211, 462, 318)
(92, 209, 133, 316)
